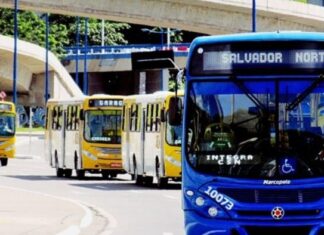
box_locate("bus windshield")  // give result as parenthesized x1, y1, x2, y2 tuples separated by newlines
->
(0, 114, 15, 137)
(186, 78, 324, 179)
(84, 110, 122, 144)
(166, 119, 182, 146)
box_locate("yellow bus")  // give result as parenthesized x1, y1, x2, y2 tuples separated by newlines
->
(0, 101, 16, 166)
(45, 94, 125, 179)
(122, 91, 183, 188)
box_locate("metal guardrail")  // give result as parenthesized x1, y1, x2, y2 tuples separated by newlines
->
(63, 43, 190, 59)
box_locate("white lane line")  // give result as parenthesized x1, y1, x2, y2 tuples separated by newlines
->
(96, 186, 107, 190)
(163, 233, 174, 235)
(163, 194, 178, 200)
(0, 185, 94, 235)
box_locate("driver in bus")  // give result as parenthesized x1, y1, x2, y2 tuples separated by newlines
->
(0, 118, 12, 134)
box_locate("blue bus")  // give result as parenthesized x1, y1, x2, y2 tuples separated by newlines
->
(175, 32, 324, 235)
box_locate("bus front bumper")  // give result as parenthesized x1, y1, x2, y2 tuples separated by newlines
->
(184, 210, 324, 235)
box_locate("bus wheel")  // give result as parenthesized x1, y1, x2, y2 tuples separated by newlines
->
(0, 158, 8, 166)
(64, 169, 72, 178)
(133, 159, 143, 185)
(55, 156, 64, 177)
(102, 171, 110, 179)
(156, 159, 168, 188)
(76, 170, 85, 179)
(144, 176, 153, 186)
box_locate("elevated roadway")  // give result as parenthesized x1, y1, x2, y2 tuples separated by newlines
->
(1, 0, 324, 34)
(0, 35, 83, 106)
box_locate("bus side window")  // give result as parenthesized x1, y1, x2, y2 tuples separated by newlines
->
(74, 106, 79, 130)
(57, 106, 62, 130)
(51, 107, 56, 130)
(155, 103, 160, 132)
(136, 104, 141, 132)
(66, 106, 71, 130)
(151, 104, 156, 132)
(146, 104, 152, 132)
(122, 105, 126, 131)
(130, 104, 140, 132)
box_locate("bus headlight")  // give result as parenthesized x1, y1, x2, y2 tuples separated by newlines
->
(184, 188, 229, 219)
(186, 190, 194, 197)
(208, 207, 218, 217)
(195, 196, 205, 206)
(4, 145, 14, 152)
(165, 155, 181, 167)
(82, 150, 97, 161)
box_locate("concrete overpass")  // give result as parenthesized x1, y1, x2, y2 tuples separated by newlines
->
(1, 0, 324, 34)
(0, 35, 83, 106)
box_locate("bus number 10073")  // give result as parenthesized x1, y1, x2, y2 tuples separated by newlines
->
(204, 186, 234, 210)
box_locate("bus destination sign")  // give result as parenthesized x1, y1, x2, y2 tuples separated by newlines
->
(203, 50, 324, 71)
(0, 103, 12, 111)
(89, 99, 123, 107)
(190, 41, 324, 75)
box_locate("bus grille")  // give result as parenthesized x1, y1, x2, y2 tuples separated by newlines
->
(218, 188, 324, 203)
(243, 226, 311, 235)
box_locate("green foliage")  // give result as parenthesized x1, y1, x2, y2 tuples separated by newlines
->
(67, 18, 130, 46)
(0, 9, 69, 55)
(168, 71, 185, 91)
(0, 9, 130, 56)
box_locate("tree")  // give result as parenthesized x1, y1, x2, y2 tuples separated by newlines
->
(0, 9, 69, 55)
(0, 9, 130, 56)
(49, 15, 130, 46)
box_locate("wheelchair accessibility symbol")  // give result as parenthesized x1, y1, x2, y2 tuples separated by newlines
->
(281, 158, 295, 174)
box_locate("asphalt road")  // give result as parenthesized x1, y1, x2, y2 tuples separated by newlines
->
(0, 134, 185, 235)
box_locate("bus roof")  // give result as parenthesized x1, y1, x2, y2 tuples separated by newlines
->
(124, 90, 184, 103)
(87, 94, 125, 100)
(190, 31, 324, 47)
(187, 31, 324, 76)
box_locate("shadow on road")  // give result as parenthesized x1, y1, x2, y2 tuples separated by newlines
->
(4, 175, 182, 191)
(70, 181, 182, 191)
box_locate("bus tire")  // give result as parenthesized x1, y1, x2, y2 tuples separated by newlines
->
(64, 169, 72, 178)
(156, 158, 168, 188)
(0, 158, 8, 166)
(55, 153, 64, 177)
(76, 169, 85, 179)
(133, 157, 143, 185)
(102, 171, 110, 179)
(144, 176, 153, 186)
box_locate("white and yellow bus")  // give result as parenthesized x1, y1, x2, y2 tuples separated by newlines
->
(0, 101, 16, 166)
(45, 94, 125, 178)
(122, 91, 183, 188)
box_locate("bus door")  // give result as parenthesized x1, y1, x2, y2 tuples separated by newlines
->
(140, 108, 146, 174)
(62, 109, 67, 168)
(125, 107, 131, 171)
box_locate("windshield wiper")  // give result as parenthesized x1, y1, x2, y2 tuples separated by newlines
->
(230, 75, 267, 112)
(286, 74, 324, 111)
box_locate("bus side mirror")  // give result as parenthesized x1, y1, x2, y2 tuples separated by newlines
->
(160, 108, 166, 122)
(168, 97, 182, 126)
(80, 109, 84, 121)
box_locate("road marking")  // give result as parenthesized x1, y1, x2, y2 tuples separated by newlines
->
(163, 233, 174, 235)
(96, 185, 107, 189)
(0, 185, 119, 235)
(163, 194, 178, 200)
(0, 185, 93, 235)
